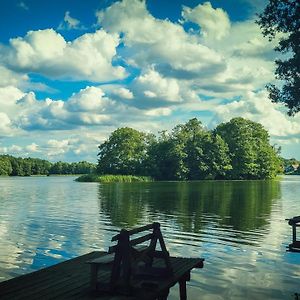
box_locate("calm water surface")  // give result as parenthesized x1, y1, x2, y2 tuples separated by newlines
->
(0, 176, 299, 299)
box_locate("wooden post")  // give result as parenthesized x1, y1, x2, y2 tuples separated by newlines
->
(179, 279, 187, 300)
(292, 224, 296, 244)
(110, 229, 129, 286)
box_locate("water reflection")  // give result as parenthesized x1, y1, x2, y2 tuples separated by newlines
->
(98, 180, 280, 240)
(1, 176, 299, 300)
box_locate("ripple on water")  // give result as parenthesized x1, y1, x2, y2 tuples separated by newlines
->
(1, 176, 300, 300)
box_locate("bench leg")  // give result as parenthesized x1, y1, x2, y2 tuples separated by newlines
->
(157, 288, 169, 300)
(179, 279, 187, 300)
(90, 264, 98, 290)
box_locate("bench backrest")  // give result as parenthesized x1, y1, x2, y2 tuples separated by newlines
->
(108, 222, 167, 254)
(108, 222, 172, 288)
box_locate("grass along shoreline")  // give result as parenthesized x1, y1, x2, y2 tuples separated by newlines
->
(75, 174, 153, 183)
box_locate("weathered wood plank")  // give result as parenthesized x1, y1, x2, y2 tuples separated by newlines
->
(0, 252, 204, 300)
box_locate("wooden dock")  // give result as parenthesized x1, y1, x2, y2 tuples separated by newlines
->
(0, 251, 204, 300)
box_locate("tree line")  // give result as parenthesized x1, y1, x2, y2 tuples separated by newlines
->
(0, 155, 96, 176)
(97, 117, 282, 180)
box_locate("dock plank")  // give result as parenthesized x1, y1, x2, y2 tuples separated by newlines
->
(0, 251, 204, 300)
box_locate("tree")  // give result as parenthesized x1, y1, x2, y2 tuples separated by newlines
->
(199, 133, 232, 179)
(215, 117, 281, 179)
(172, 118, 204, 180)
(256, 0, 300, 115)
(0, 156, 12, 175)
(146, 131, 187, 180)
(172, 118, 231, 180)
(97, 127, 151, 175)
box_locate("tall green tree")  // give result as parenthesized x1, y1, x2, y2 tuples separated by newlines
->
(146, 131, 187, 180)
(172, 118, 231, 180)
(0, 156, 13, 175)
(172, 118, 204, 180)
(97, 127, 151, 175)
(256, 0, 300, 115)
(215, 118, 281, 179)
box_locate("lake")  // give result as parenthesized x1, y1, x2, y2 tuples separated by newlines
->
(0, 176, 299, 299)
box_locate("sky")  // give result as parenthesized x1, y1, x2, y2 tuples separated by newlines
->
(0, 0, 300, 163)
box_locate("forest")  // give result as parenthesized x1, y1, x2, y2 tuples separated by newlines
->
(97, 117, 283, 180)
(0, 155, 96, 176)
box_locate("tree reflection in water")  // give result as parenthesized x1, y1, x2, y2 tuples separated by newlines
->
(98, 180, 280, 243)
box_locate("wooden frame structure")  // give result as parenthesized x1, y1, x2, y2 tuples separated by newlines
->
(286, 216, 300, 252)
(88, 222, 173, 294)
(0, 251, 204, 300)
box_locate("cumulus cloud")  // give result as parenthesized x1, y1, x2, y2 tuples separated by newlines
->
(97, 0, 225, 79)
(0, 113, 13, 137)
(132, 69, 181, 104)
(3, 29, 126, 82)
(112, 68, 204, 109)
(0, 86, 24, 113)
(0, 66, 28, 88)
(95, 0, 278, 101)
(14, 87, 115, 130)
(11, 85, 169, 132)
(182, 2, 231, 40)
(212, 90, 300, 137)
(1, 0, 299, 161)
(0, 86, 24, 136)
(111, 87, 134, 100)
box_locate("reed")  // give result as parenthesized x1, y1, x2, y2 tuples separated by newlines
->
(75, 174, 153, 183)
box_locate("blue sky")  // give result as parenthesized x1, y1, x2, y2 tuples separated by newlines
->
(0, 0, 299, 162)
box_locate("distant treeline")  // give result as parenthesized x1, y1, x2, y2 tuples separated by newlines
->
(97, 117, 282, 180)
(0, 155, 96, 176)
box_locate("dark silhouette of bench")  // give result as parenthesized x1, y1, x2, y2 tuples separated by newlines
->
(87, 222, 204, 299)
(286, 216, 300, 252)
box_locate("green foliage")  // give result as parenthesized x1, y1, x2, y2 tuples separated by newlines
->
(256, 0, 300, 115)
(97, 117, 280, 180)
(97, 127, 153, 176)
(0, 156, 12, 175)
(0, 155, 96, 176)
(215, 118, 281, 179)
(49, 161, 96, 175)
(76, 174, 152, 183)
(146, 130, 187, 180)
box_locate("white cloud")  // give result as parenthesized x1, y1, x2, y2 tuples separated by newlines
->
(112, 87, 134, 100)
(97, 0, 224, 78)
(0, 144, 22, 154)
(133, 69, 181, 103)
(1, 0, 299, 161)
(213, 90, 300, 137)
(66, 86, 108, 112)
(182, 2, 231, 40)
(25, 143, 39, 152)
(4, 29, 126, 82)
(144, 107, 172, 117)
(11, 86, 152, 131)
(0, 86, 24, 136)
(58, 11, 84, 30)
(0, 86, 24, 113)
(0, 113, 12, 136)
(0, 66, 28, 88)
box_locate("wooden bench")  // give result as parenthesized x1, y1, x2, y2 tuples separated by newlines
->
(287, 216, 300, 252)
(87, 222, 173, 294)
